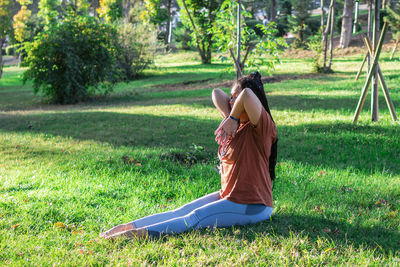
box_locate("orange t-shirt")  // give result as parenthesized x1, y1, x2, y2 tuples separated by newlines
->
(218, 109, 277, 207)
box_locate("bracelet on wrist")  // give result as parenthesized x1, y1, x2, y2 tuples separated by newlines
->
(229, 115, 239, 122)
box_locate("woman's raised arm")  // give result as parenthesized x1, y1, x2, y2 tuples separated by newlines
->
(212, 89, 231, 118)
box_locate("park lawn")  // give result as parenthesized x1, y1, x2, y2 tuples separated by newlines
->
(0, 51, 399, 265)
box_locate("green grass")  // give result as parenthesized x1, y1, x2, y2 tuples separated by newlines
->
(0, 51, 399, 265)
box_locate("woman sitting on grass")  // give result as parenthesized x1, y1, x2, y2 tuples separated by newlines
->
(100, 72, 278, 240)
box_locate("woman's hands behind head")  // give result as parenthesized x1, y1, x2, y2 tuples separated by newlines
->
(214, 117, 239, 145)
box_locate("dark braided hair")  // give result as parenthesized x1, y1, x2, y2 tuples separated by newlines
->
(235, 71, 278, 181)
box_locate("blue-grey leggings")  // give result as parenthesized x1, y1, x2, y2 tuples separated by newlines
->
(131, 191, 273, 237)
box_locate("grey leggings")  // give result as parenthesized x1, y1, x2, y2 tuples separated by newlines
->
(131, 191, 273, 237)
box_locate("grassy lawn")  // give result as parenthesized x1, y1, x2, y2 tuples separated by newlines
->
(0, 51, 399, 265)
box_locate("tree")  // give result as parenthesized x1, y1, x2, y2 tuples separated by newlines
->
(13, 0, 32, 42)
(338, 0, 353, 48)
(0, 0, 15, 78)
(97, 0, 123, 22)
(143, 0, 179, 45)
(288, 0, 310, 48)
(23, 13, 118, 103)
(212, 0, 287, 76)
(385, 5, 400, 59)
(115, 21, 156, 79)
(178, 0, 221, 64)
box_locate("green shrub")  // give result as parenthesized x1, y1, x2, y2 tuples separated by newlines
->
(115, 22, 156, 80)
(6, 46, 15, 55)
(1, 48, 5, 55)
(23, 14, 118, 104)
(173, 22, 193, 50)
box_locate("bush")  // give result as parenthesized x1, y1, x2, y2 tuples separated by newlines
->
(115, 22, 156, 80)
(6, 46, 15, 56)
(1, 48, 5, 55)
(23, 14, 118, 104)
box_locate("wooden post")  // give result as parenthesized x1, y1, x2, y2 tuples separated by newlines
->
(364, 36, 398, 121)
(371, 0, 380, 121)
(367, 1, 373, 69)
(353, 23, 388, 123)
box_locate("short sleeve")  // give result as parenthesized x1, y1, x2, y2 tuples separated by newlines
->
(254, 109, 277, 141)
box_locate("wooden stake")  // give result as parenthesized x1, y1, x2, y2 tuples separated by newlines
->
(353, 23, 388, 123)
(390, 38, 399, 60)
(355, 52, 368, 81)
(371, 0, 380, 121)
(363, 36, 398, 121)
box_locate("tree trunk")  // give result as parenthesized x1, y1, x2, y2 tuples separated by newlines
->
(270, 0, 276, 21)
(339, 0, 354, 48)
(165, 0, 172, 45)
(124, 0, 131, 23)
(328, 0, 335, 69)
(0, 39, 3, 79)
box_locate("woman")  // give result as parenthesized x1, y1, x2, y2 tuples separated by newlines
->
(100, 72, 278, 240)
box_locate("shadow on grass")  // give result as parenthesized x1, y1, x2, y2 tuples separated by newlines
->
(0, 112, 399, 176)
(238, 213, 400, 254)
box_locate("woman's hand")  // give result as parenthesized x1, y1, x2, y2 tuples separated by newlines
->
(214, 117, 239, 145)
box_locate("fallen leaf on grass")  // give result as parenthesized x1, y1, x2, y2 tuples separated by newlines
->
(122, 155, 141, 166)
(375, 199, 388, 206)
(314, 206, 321, 212)
(24, 198, 28, 202)
(54, 222, 66, 229)
(77, 249, 85, 255)
(324, 248, 335, 253)
(322, 228, 331, 233)
(318, 170, 326, 176)
(11, 223, 20, 229)
(333, 227, 340, 235)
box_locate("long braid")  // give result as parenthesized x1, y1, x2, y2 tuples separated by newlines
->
(236, 72, 278, 181)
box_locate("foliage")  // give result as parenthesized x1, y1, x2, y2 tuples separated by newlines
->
(288, 0, 310, 48)
(173, 22, 193, 50)
(212, 0, 287, 75)
(97, 0, 123, 22)
(37, 0, 61, 26)
(0, 0, 14, 39)
(115, 21, 157, 80)
(23, 13, 118, 104)
(385, 6, 400, 41)
(6, 45, 15, 55)
(177, 0, 221, 64)
(13, 0, 32, 42)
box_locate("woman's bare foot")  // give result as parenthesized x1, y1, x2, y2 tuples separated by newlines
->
(106, 228, 148, 241)
(100, 223, 135, 238)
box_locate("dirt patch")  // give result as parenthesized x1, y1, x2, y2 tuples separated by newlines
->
(153, 73, 325, 93)
(3, 56, 19, 66)
(282, 33, 396, 59)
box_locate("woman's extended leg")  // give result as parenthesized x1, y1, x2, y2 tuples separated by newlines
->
(108, 199, 272, 239)
(100, 191, 220, 238)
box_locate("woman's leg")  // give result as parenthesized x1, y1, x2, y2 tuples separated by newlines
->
(142, 199, 273, 237)
(100, 191, 220, 237)
(132, 191, 220, 228)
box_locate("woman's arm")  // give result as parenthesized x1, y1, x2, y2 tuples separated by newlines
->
(230, 88, 262, 126)
(215, 88, 262, 145)
(212, 89, 231, 118)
